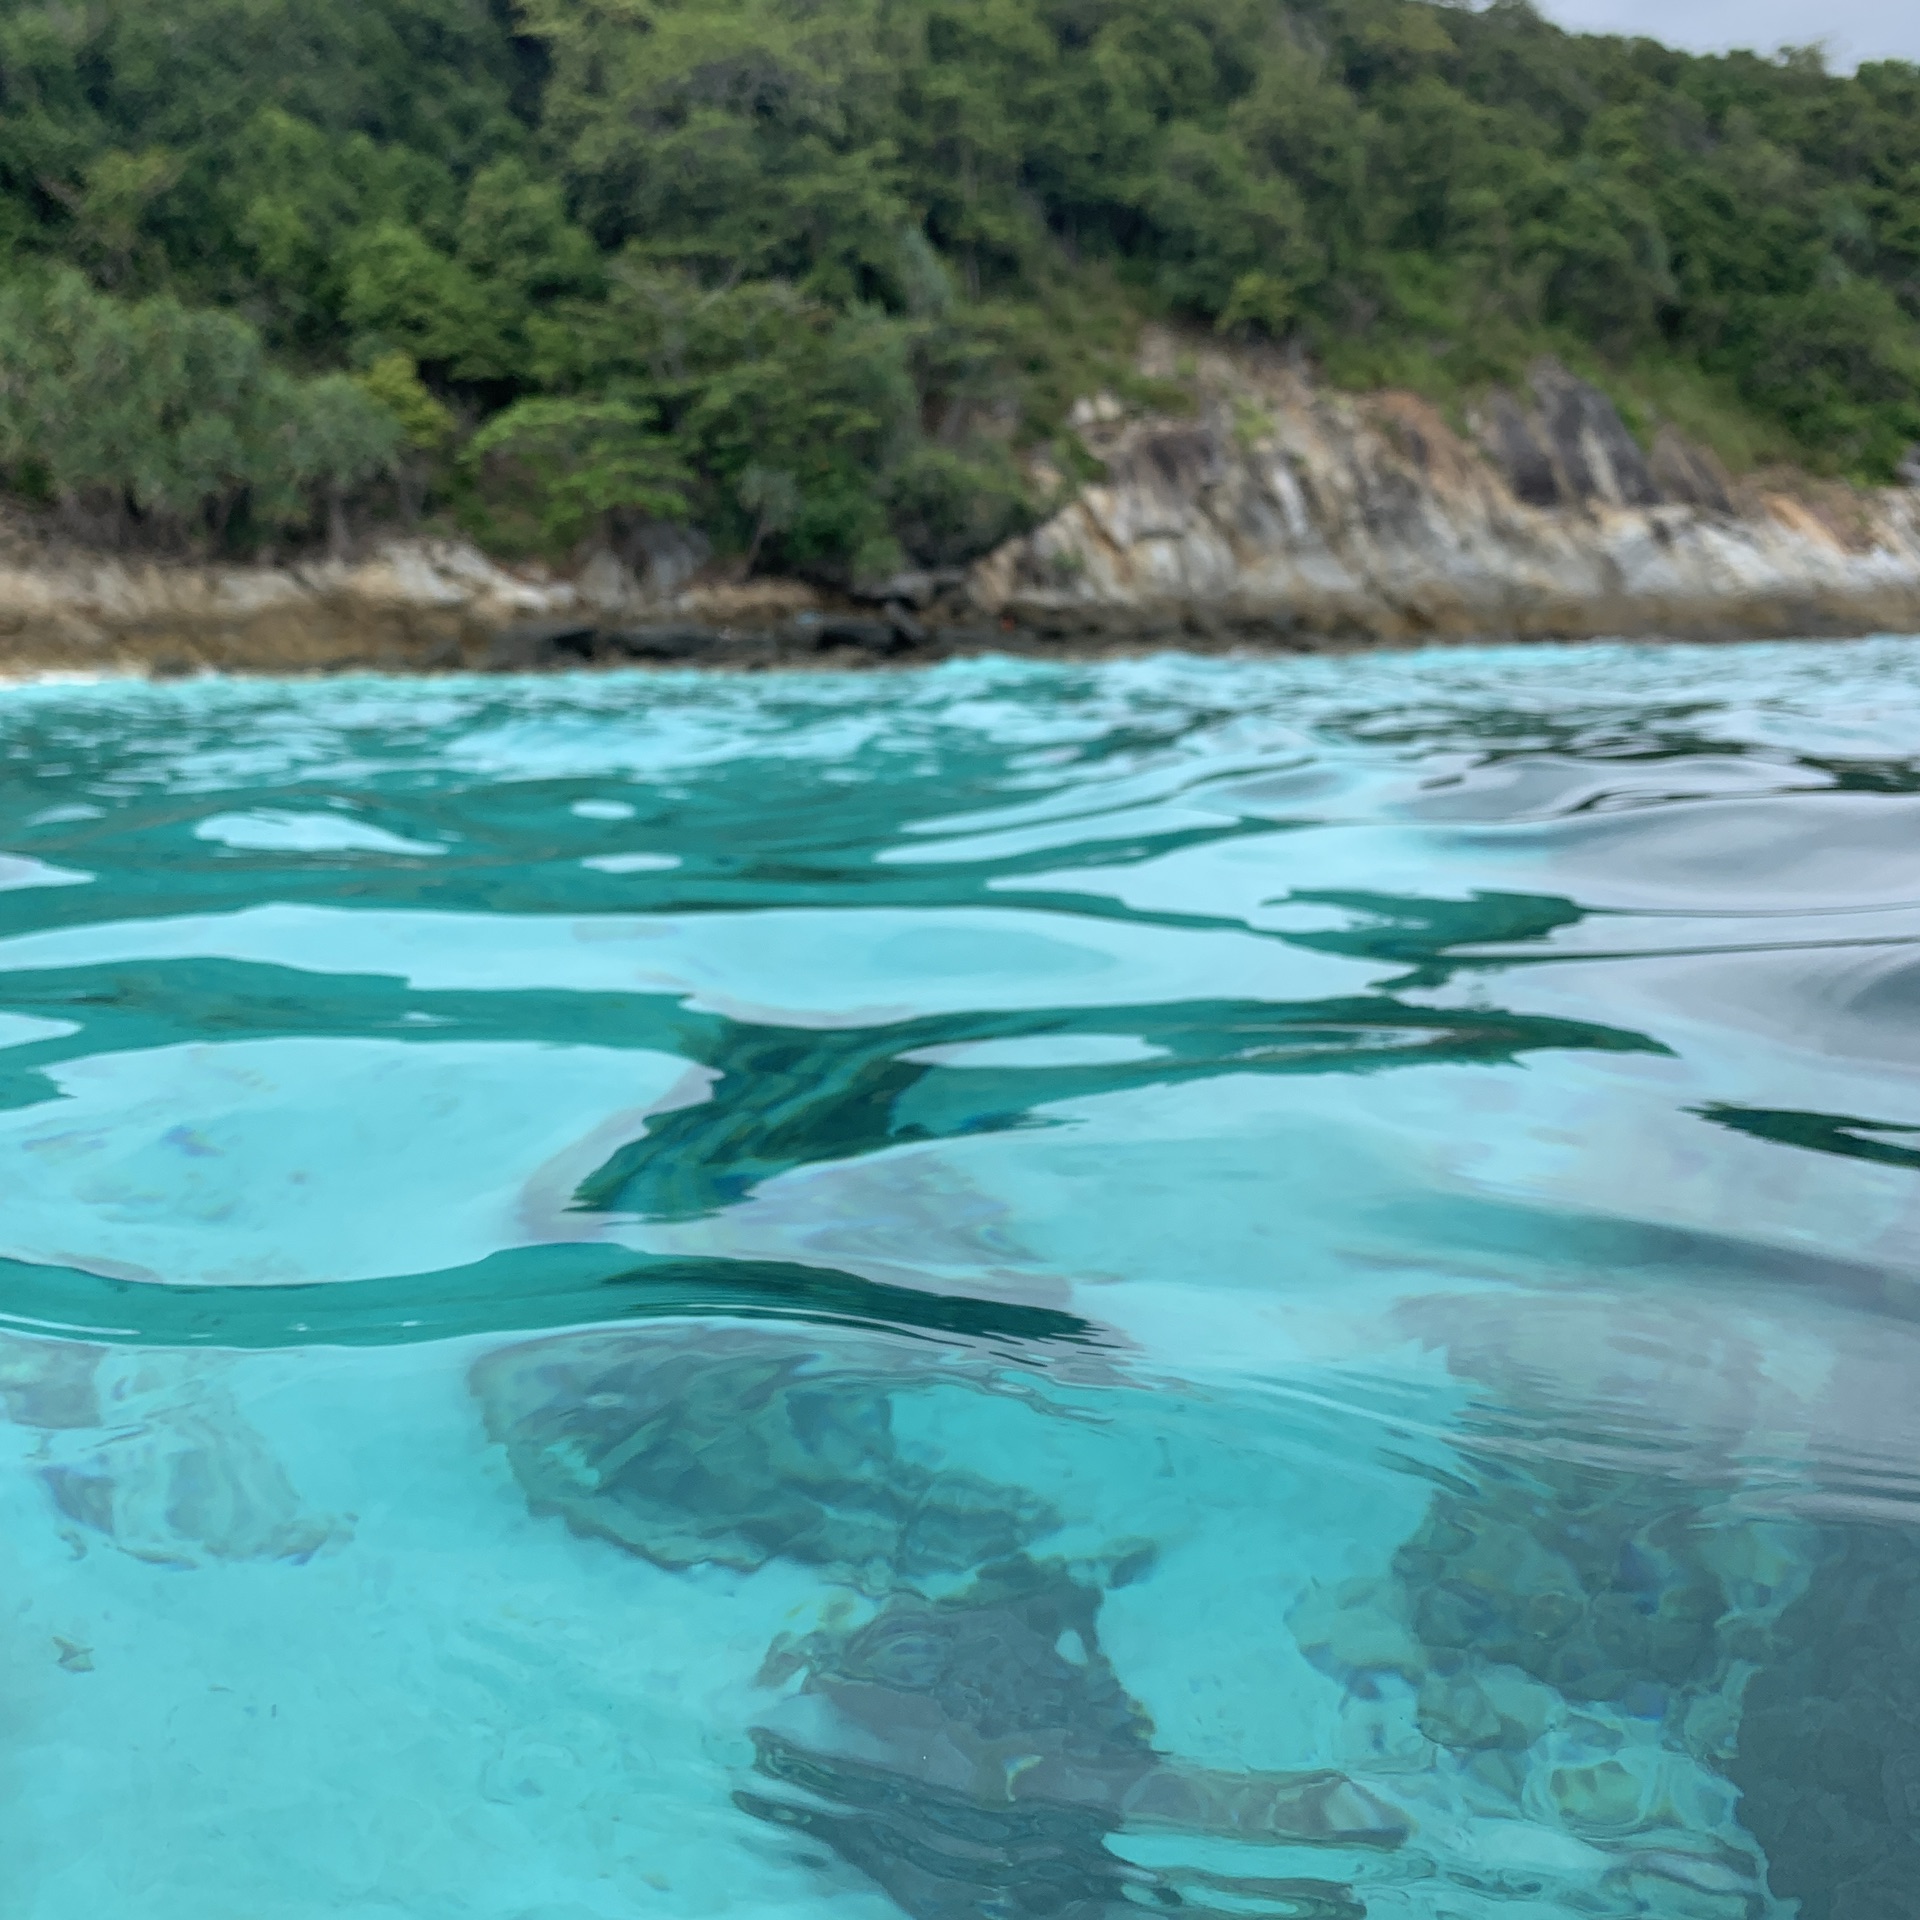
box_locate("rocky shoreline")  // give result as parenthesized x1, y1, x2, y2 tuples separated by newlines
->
(4, 342, 1918, 675)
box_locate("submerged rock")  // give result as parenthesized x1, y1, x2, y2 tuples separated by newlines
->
(742, 1556, 1396, 1920)
(471, 1326, 1058, 1589)
(475, 1328, 1168, 1909)
(1391, 1470, 1742, 1716)
(1295, 1456, 1786, 1916)
(39, 1400, 340, 1568)
(0, 1339, 343, 1567)
(1728, 1523, 1920, 1920)
(0, 1337, 103, 1429)
(742, 1559, 1158, 1920)
(476, 1328, 1404, 1916)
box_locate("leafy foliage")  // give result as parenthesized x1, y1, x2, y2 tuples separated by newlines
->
(467, 397, 691, 544)
(0, 0, 1916, 563)
(0, 271, 400, 545)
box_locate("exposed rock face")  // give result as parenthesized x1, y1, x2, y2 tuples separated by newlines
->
(0, 535, 583, 674)
(1, 343, 1917, 672)
(1487, 361, 1663, 510)
(971, 343, 1920, 647)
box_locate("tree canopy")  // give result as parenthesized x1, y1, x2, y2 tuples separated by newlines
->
(0, 0, 1915, 568)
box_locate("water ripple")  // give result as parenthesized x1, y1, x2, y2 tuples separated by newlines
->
(5, 641, 1920, 1918)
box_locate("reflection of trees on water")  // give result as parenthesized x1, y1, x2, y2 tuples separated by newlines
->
(568, 984, 1655, 1223)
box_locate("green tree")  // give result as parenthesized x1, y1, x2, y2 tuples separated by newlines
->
(4, 0, 1920, 554)
(0, 271, 400, 545)
(467, 397, 692, 545)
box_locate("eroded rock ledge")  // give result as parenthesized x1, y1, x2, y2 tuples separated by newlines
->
(3, 344, 1918, 675)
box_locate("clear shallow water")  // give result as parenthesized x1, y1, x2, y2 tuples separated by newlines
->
(1, 643, 1917, 1919)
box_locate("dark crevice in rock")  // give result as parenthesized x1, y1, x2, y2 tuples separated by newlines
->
(1475, 362, 1668, 511)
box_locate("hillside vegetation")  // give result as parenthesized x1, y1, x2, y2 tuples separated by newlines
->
(0, 0, 1917, 574)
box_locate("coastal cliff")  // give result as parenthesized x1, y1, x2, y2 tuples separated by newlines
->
(3, 343, 1918, 674)
(970, 339, 1920, 647)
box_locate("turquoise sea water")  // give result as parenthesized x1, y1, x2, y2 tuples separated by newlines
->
(1, 642, 1917, 1919)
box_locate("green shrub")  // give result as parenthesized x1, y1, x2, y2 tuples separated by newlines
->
(0, 271, 400, 544)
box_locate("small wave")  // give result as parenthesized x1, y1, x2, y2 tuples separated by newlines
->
(4, 639, 1919, 1917)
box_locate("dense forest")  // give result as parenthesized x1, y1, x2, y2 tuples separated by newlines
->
(0, 0, 1917, 576)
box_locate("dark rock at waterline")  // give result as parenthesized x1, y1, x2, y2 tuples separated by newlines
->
(882, 603, 929, 647)
(486, 610, 938, 669)
(470, 1326, 1057, 1589)
(487, 618, 602, 669)
(849, 568, 968, 610)
(602, 622, 732, 661)
(488, 619, 795, 668)
(788, 611, 928, 655)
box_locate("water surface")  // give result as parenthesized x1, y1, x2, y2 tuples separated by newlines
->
(2, 641, 1917, 1919)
